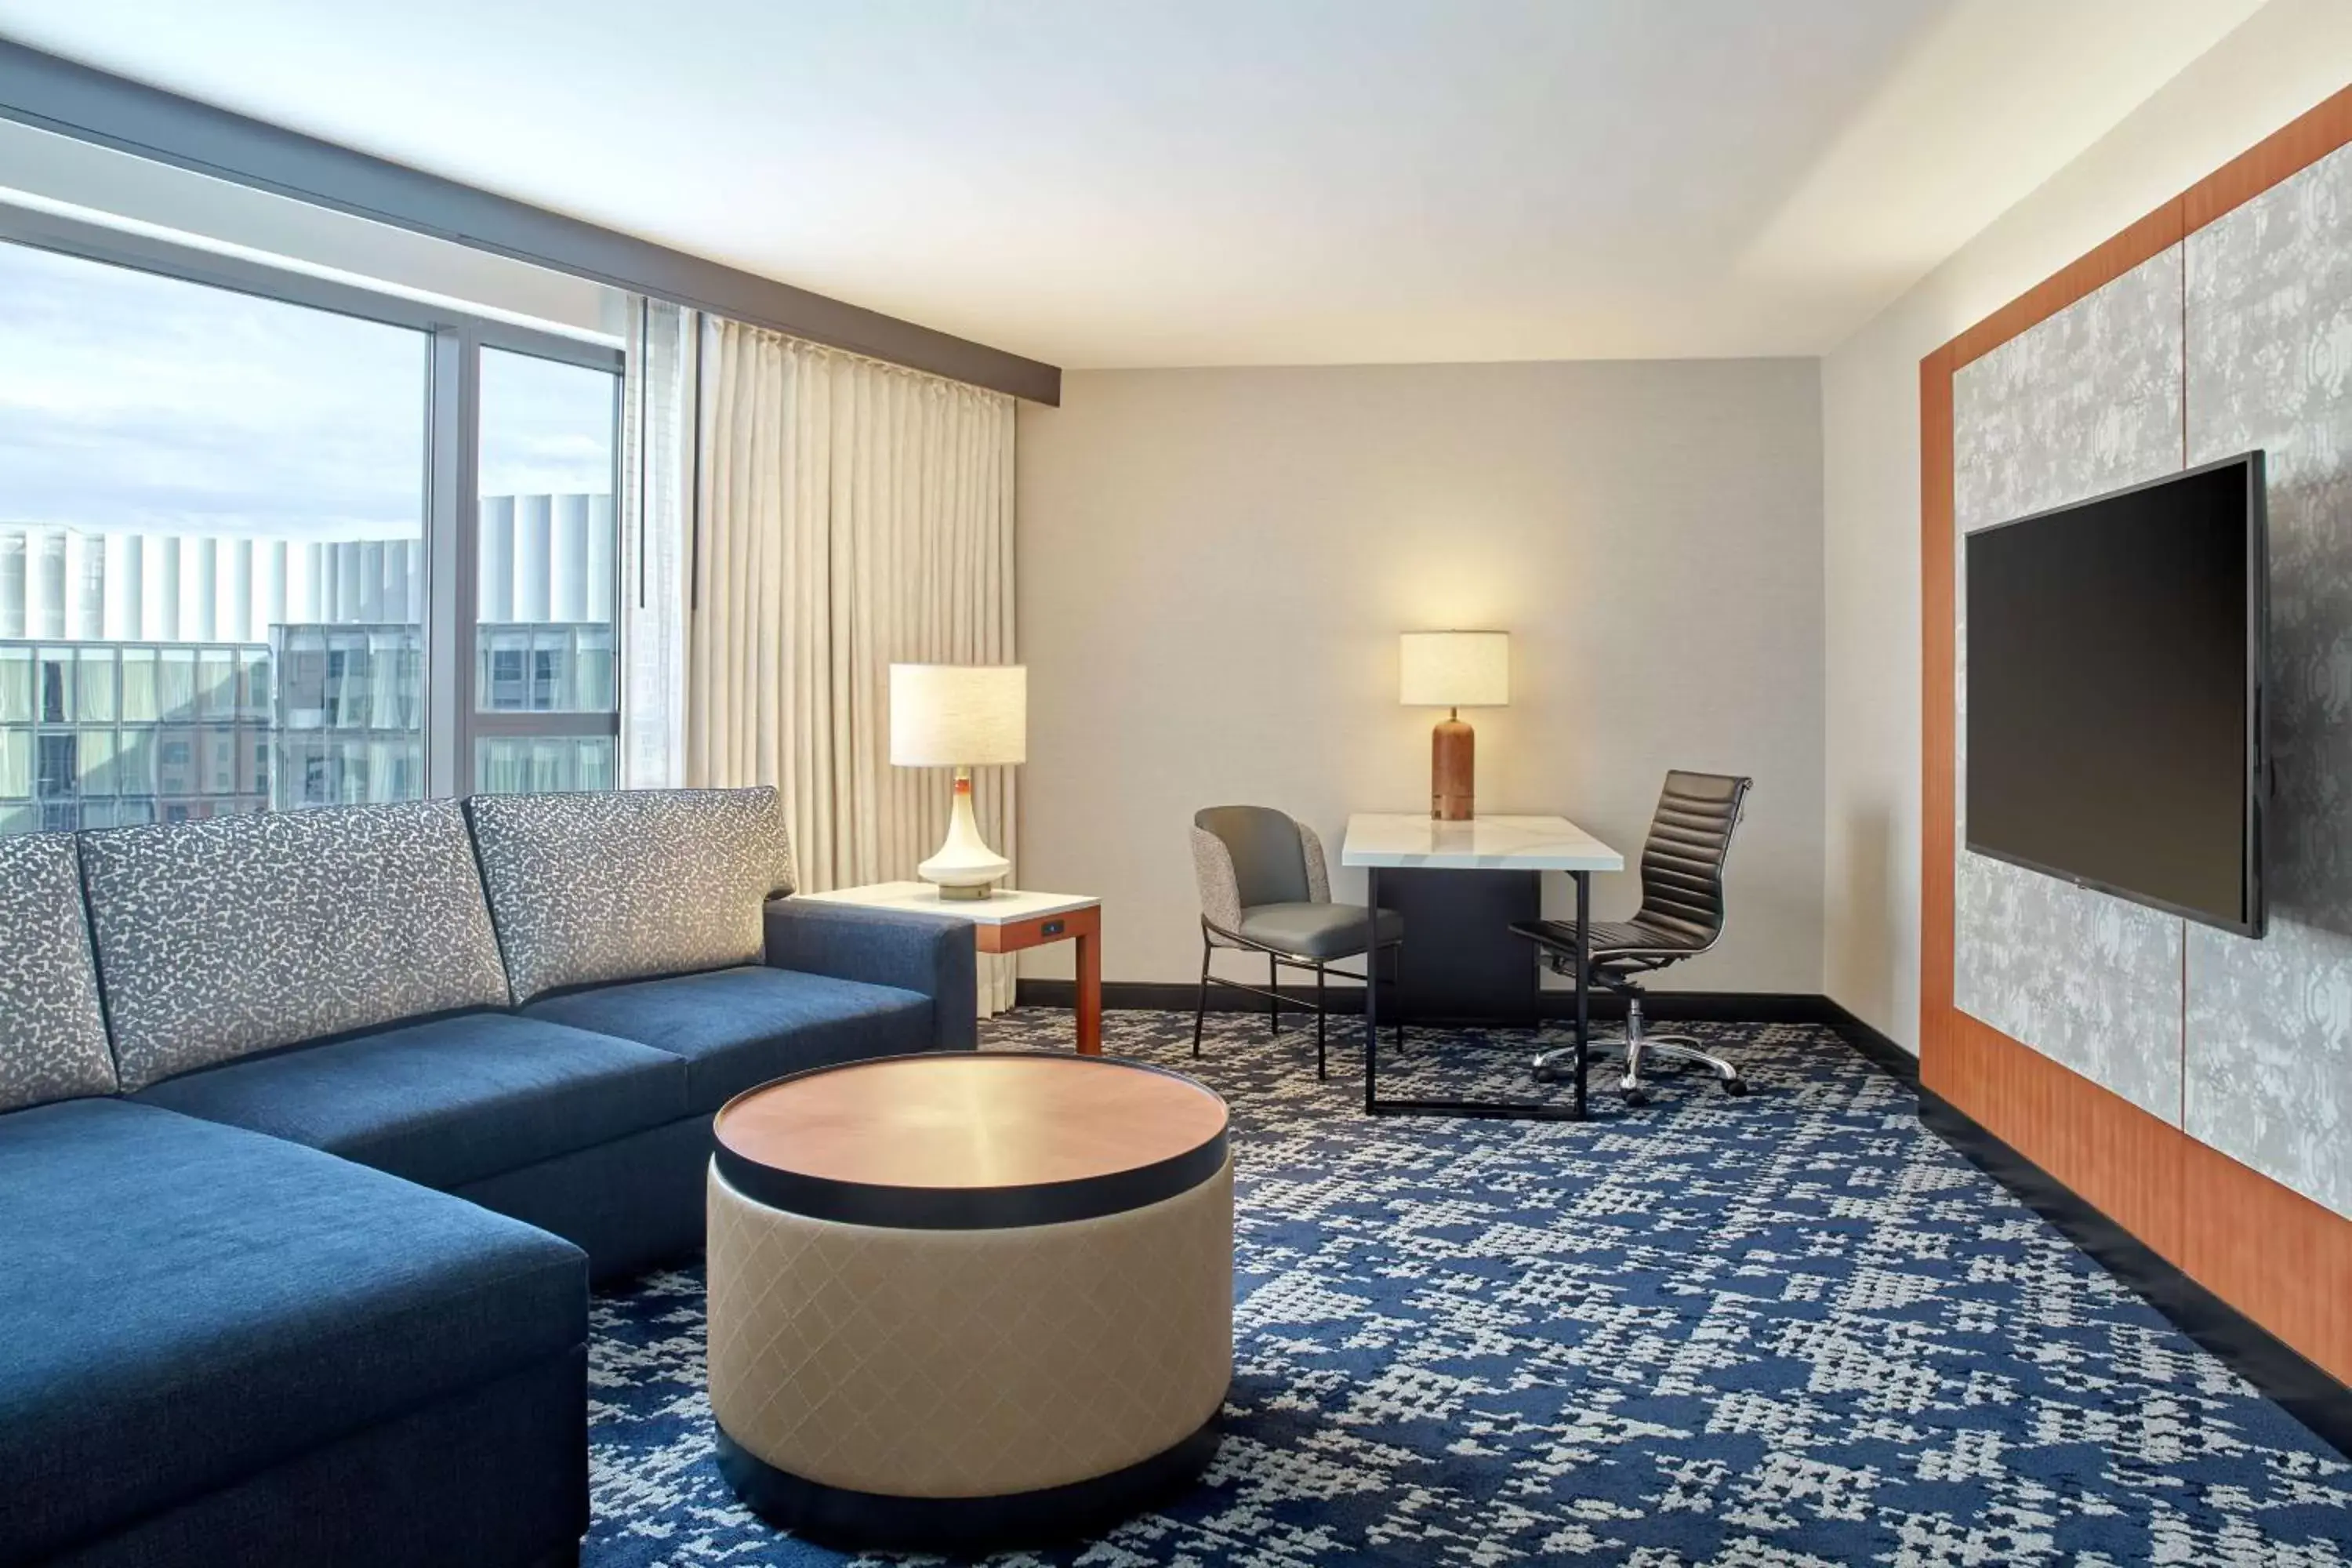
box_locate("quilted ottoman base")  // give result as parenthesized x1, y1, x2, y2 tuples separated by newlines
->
(703, 1058, 1233, 1552)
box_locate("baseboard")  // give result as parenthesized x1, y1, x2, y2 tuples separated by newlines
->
(1918, 1088, 2352, 1462)
(1809, 996, 1922, 1087)
(1014, 978, 1842, 1028)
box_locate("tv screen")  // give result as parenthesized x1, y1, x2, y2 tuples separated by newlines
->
(1965, 452, 2267, 937)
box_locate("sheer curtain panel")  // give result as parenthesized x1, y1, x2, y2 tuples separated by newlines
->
(677, 319, 1020, 1013)
(620, 299, 693, 789)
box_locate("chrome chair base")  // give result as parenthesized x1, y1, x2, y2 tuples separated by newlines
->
(1530, 997, 1747, 1104)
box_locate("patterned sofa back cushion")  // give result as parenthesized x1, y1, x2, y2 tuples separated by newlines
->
(79, 802, 513, 1092)
(466, 786, 797, 1006)
(0, 833, 118, 1112)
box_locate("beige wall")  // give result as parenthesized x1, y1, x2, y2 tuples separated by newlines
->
(1017, 358, 1824, 992)
(1821, 0, 2352, 1051)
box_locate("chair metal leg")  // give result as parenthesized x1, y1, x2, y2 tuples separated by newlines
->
(1530, 994, 1747, 1101)
(1390, 942, 1404, 1049)
(1635, 1034, 1748, 1093)
(1192, 941, 1210, 1058)
(1269, 953, 1280, 1035)
(1316, 964, 1328, 1080)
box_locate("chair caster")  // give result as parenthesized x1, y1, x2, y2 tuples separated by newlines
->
(1530, 1063, 1559, 1085)
(1621, 1083, 1650, 1107)
(1722, 1076, 1749, 1097)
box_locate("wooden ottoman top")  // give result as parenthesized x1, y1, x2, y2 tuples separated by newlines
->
(712, 1051, 1229, 1230)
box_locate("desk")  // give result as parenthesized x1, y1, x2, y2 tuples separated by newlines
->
(792, 883, 1102, 1054)
(1341, 814, 1623, 1120)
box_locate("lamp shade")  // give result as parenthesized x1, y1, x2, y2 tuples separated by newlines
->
(889, 664, 1028, 767)
(1399, 631, 1509, 708)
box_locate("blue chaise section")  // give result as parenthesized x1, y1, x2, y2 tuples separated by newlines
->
(0, 1098, 586, 1568)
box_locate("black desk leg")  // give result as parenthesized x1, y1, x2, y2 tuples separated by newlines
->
(1362, 866, 1380, 1114)
(1574, 869, 1589, 1120)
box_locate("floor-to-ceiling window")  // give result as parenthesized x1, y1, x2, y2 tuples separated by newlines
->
(472, 347, 621, 796)
(0, 213, 623, 835)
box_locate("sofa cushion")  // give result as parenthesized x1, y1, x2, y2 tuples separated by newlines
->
(0, 832, 115, 1112)
(467, 786, 797, 1005)
(524, 964, 931, 1111)
(133, 1012, 691, 1191)
(0, 1098, 584, 1566)
(78, 801, 511, 1091)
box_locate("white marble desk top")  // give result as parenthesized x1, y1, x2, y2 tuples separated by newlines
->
(1338, 813, 1623, 873)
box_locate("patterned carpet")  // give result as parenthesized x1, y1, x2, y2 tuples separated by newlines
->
(584, 1010, 2352, 1566)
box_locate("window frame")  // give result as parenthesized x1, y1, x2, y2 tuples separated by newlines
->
(0, 203, 625, 804)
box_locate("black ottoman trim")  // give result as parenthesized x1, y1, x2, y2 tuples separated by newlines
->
(713, 1416, 1220, 1551)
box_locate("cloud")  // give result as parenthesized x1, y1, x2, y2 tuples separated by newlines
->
(0, 238, 612, 540)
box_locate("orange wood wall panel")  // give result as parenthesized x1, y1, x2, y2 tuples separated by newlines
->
(1945, 201, 2183, 372)
(2178, 1138, 2352, 1386)
(1918, 351, 1956, 1062)
(2184, 82, 2352, 231)
(1919, 83, 2352, 1386)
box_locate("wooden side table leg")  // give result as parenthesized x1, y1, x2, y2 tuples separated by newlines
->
(1074, 923, 1103, 1055)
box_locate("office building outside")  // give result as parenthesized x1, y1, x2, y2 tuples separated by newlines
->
(0, 495, 615, 834)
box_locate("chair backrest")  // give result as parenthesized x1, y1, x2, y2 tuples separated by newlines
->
(1192, 805, 1312, 909)
(79, 800, 512, 1092)
(0, 832, 116, 1113)
(466, 786, 796, 1005)
(1633, 771, 1751, 946)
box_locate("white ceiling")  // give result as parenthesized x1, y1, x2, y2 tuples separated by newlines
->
(0, 0, 2268, 368)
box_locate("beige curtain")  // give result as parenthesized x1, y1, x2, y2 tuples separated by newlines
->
(678, 318, 1020, 1013)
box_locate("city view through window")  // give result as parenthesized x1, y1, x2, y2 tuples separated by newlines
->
(0, 238, 620, 835)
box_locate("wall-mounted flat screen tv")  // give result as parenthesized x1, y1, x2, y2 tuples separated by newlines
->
(1965, 452, 2268, 938)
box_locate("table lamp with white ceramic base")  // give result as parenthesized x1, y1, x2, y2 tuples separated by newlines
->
(888, 663, 1026, 900)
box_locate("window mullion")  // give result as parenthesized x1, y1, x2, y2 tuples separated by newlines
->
(425, 326, 481, 799)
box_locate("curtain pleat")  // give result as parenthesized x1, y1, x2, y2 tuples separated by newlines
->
(670, 318, 1020, 1014)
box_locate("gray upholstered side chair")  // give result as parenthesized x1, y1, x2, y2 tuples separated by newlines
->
(1189, 805, 1403, 1080)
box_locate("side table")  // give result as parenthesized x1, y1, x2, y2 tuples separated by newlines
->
(790, 881, 1102, 1053)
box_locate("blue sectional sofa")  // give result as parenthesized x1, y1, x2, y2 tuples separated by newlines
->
(0, 787, 975, 1568)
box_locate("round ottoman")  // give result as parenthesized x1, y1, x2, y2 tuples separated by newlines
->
(705, 1051, 1233, 1551)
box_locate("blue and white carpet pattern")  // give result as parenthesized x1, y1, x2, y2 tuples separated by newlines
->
(585, 1011, 2351, 1566)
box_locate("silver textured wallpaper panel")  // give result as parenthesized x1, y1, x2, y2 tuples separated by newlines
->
(1951, 248, 2187, 1126)
(2183, 144, 2352, 1221)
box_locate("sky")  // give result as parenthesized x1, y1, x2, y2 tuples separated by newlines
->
(0, 237, 613, 542)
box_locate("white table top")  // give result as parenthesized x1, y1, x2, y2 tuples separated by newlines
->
(793, 880, 1098, 925)
(1339, 813, 1623, 872)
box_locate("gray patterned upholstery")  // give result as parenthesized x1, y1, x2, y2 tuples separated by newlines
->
(466, 787, 797, 1006)
(0, 833, 117, 1111)
(80, 803, 512, 1093)
(1298, 822, 1332, 903)
(1192, 807, 1330, 949)
(1189, 826, 1246, 946)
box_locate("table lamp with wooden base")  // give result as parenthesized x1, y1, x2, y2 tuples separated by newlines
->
(889, 663, 1025, 899)
(1399, 630, 1509, 822)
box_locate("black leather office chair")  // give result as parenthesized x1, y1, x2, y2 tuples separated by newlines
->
(1510, 771, 1751, 1102)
